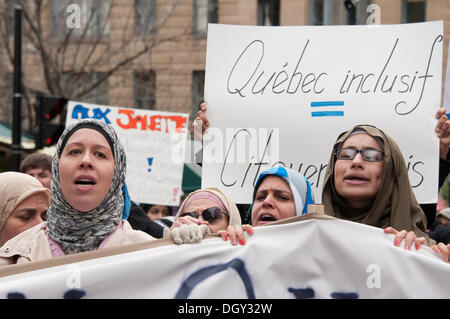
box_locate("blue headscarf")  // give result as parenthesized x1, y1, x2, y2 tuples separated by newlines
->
(121, 183, 131, 220)
(248, 166, 314, 221)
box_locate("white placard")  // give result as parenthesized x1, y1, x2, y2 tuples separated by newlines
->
(1, 218, 449, 299)
(444, 41, 450, 110)
(201, 22, 443, 204)
(66, 101, 189, 206)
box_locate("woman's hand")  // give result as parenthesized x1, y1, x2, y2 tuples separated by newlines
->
(166, 223, 210, 245)
(167, 216, 210, 245)
(383, 227, 427, 250)
(384, 227, 450, 263)
(218, 225, 254, 246)
(170, 215, 208, 230)
(430, 243, 449, 263)
(192, 102, 210, 142)
(435, 107, 450, 159)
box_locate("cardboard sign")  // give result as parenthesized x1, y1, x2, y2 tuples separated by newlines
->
(201, 22, 443, 203)
(66, 101, 189, 206)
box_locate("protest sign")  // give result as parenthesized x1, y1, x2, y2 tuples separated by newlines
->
(201, 22, 443, 203)
(0, 217, 449, 299)
(66, 101, 189, 205)
(444, 41, 450, 111)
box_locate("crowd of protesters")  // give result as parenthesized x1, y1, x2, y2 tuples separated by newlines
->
(0, 105, 450, 266)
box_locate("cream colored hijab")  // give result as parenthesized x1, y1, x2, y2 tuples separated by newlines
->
(322, 125, 432, 244)
(0, 171, 50, 233)
(176, 188, 242, 227)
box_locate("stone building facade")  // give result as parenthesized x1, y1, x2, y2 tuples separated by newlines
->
(0, 0, 449, 134)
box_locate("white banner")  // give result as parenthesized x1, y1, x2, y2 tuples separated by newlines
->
(1, 218, 449, 299)
(66, 101, 189, 206)
(201, 22, 443, 204)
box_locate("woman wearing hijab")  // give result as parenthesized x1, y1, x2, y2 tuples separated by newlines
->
(249, 166, 314, 225)
(322, 125, 438, 243)
(322, 125, 450, 261)
(0, 119, 155, 265)
(223, 166, 314, 246)
(167, 187, 246, 244)
(195, 104, 450, 258)
(170, 167, 314, 246)
(0, 172, 50, 247)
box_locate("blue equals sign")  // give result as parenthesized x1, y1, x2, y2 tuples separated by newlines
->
(311, 101, 344, 117)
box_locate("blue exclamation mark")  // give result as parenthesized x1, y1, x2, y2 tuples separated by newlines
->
(147, 157, 153, 172)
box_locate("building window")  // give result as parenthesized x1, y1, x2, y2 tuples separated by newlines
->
(192, 71, 205, 117)
(135, 0, 157, 36)
(310, 0, 372, 25)
(193, 0, 218, 35)
(310, 0, 324, 25)
(134, 71, 156, 109)
(402, 0, 426, 23)
(88, 73, 109, 105)
(258, 0, 280, 26)
(2, 0, 16, 37)
(51, 0, 110, 39)
(64, 72, 109, 105)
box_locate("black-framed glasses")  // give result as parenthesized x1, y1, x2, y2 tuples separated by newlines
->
(179, 207, 229, 224)
(335, 147, 384, 162)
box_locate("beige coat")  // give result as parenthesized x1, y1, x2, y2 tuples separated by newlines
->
(0, 220, 155, 266)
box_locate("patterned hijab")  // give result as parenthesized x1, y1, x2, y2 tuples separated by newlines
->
(321, 125, 431, 244)
(46, 119, 127, 255)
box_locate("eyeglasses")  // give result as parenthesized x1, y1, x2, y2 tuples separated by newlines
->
(179, 207, 229, 224)
(335, 147, 384, 162)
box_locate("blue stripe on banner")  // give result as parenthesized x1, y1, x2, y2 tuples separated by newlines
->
(311, 111, 344, 117)
(310, 101, 344, 107)
(446, 113, 450, 118)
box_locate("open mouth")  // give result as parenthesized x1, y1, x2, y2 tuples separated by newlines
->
(74, 176, 96, 186)
(75, 180, 95, 185)
(257, 213, 277, 225)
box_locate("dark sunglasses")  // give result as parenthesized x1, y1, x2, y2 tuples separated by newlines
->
(179, 207, 229, 224)
(335, 147, 384, 162)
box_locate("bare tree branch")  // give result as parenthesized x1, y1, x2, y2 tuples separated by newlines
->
(0, 0, 189, 132)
